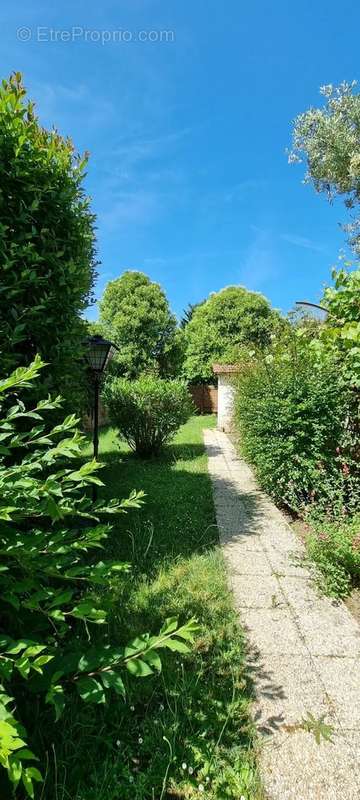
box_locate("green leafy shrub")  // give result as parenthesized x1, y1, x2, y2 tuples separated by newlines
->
(103, 376, 194, 456)
(0, 72, 96, 413)
(234, 330, 359, 511)
(319, 265, 360, 389)
(0, 357, 198, 797)
(305, 513, 360, 597)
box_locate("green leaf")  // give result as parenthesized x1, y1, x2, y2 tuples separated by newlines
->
(22, 768, 35, 798)
(100, 670, 126, 697)
(44, 496, 64, 520)
(15, 749, 39, 762)
(160, 617, 178, 636)
(23, 645, 46, 658)
(70, 602, 107, 623)
(141, 649, 162, 672)
(162, 639, 190, 654)
(8, 757, 22, 785)
(174, 620, 199, 641)
(32, 655, 54, 671)
(26, 766, 42, 782)
(76, 677, 106, 704)
(46, 589, 73, 609)
(45, 684, 65, 721)
(15, 656, 31, 678)
(125, 659, 154, 677)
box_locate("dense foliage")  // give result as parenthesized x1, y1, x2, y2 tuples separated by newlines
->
(0, 73, 96, 413)
(305, 513, 360, 597)
(99, 271, 182, 378)
(0, 358, 197, 797)
(235, 330, 357, 510)
(290, 81, 360, 253)
(234, 267, 360, 595)
(318, 264, 360, 388)
(180, 300, 205, 329)
(103, 375, 194, 456)
(183, 286, 278, 383)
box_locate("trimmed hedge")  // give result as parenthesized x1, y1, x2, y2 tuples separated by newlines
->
(0, 73, 96, 413)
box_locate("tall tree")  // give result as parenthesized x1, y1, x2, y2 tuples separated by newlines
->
(180, 300, 205, 329)
(99, 271, 181, 377)
(290, 82, 360, 388)
(290, 81, 360, 253)
(184, 285, 277, 383)
(0, 73, 96, 411)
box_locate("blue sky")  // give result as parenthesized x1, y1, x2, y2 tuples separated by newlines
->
(2, 1, 359, 320)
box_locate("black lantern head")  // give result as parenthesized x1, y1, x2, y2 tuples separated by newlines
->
(85, 335, 117, 375)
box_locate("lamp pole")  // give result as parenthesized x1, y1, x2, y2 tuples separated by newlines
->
(91, 375, 100, 502)
(84, 335, 118, 502)
(93, 375, 100, 463)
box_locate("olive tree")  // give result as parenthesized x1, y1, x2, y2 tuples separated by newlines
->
(290, 81, 360, 253)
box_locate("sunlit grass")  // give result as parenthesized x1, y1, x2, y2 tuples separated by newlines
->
(44, 416, 261, 799)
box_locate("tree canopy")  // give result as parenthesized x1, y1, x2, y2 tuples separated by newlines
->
(180, 301, 205, 329)
(99, 271, 181, 377)
(183, 285, 277, 382)
(290, 81, 360, 253)
(0, 73, 96, 411)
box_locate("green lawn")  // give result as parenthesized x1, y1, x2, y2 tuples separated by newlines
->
(48, 416, 261, 800)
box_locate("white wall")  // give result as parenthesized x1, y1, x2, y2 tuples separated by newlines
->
(217, 374, 236, 432)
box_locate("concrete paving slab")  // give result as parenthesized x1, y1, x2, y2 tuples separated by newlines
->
(279, 575, 326, 609)
(230, 573, 284, 608)
(240, 608, 308, 655)
(250, 653, 333, 731)
(227, 549, 274, 576)
(204, 428, 360, 800)
(344, 729, 360, 763)
(260, 728, 360, 800)
(265, 546, 310, 578)
(313, 656, 360, 729)
(224, 536, 264, 552)
(295, 605, 360, 657)
(260, 531, 304, 556)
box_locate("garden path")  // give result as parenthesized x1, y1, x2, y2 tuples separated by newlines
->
(204, 428, 360, 800)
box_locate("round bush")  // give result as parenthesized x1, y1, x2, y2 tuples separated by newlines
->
(103, 376, 194, 456)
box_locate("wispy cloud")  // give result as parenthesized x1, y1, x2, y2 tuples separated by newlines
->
(30, 80, 115, 132)
(280, 233, 325, 252)
(143, 248, 244, 268)
(224, 178, 267, 204)
(100, 128, 191, 194)
(95, 127, 192, 229)
(98, 190, 160, 229)
(114, 128, 191, 165)
(238, 228, 279, 289)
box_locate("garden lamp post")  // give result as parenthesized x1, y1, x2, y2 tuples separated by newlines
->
(84, 335, 118, 500)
